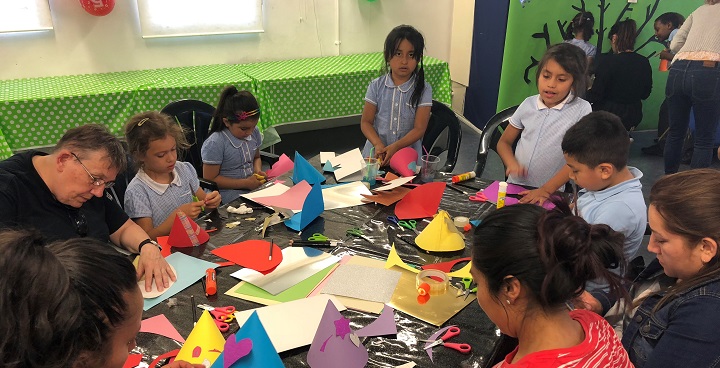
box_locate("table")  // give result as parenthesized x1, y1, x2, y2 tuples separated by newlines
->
(0, 53, 452, 160)
(136, 164, 501, 368)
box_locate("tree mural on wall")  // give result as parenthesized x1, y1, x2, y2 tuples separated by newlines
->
(521, 0, 663, 84)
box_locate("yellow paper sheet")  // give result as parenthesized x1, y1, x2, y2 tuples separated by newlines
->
(385, 244, 472, 279)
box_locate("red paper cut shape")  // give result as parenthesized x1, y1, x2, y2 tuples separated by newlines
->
(394, 182, 446, 220)
(123, 354, 142, 368)
(211, 240, 283, 273)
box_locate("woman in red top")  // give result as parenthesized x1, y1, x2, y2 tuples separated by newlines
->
(471, 203, 632, 368)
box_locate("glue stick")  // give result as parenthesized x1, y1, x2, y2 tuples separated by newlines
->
(451, 171, 476, 183)
(497, 181, 508, 209)
(205, 268, 217, 296)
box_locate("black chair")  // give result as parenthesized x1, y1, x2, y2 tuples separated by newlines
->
(422, 100, 462, 172)
(474, 105, 519, 176)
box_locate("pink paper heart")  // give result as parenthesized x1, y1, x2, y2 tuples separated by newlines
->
(224, 335, 253, 368)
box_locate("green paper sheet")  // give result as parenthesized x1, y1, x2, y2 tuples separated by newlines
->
(225, 264, 337, 305)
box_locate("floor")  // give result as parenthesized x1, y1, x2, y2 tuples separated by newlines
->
(270, 118, 720, 268)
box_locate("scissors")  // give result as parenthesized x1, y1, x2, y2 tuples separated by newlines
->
(307, 233, 330, 241)
(387, 216, 405, 232)
(197, 304, 236, 332)
(455, 277, 478, 300)
(469, 191, 488, 202)
(346, 227, 374, 244)
(420, 326, 472, 354)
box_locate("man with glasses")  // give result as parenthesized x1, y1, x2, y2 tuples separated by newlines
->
(0, 124, 175, 292)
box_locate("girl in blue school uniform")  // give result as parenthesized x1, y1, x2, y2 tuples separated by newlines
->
(201, 86, 266, 203)
(361, 24, 433, 166)
(124, 111, 221, 239)
(496, 43, 592, 205)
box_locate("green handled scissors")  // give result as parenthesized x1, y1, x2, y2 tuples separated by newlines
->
(346, 227, 374, 244)
(398, 219, 419, 234)
(456, 277, 478, 300)
(307, 233, 330, 241)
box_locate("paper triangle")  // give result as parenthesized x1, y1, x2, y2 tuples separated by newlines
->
(414, 210, 466, 252)
(210, 311, 284, 368)
(355, 305, 397, 337)
(307, 300, 368, 368)
(389, 147, 418, 177)
(323, 160, 336, 172)
(292, 152, 326, 185)
(265, 153, 294, 178)
(140, 314, 185, 342)
(285, 182, 324, 231)
(394, 182, 446, 219)
(176, 310, 225, 365)
(168, 212, 209, 248)
(251, 180, 311, 212)
(211, 240, 283, 273)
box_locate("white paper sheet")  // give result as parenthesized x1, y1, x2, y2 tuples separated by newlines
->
(233, 295, 347, 353)
(319, 152, 336, 167)
(322, 181, 372, 210)
(328, 148, 364, 181)
(373, 176, 416, 191)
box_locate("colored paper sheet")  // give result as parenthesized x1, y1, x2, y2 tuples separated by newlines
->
(251, 180, 311, 212)
(307, 300, 368, 368)
(385, 244, 471, 279)
(482, 181, 556, 210)
(321, 264, 401, 303)
(387, 265, 474, 326)
(176, 310, 225, 365)
(123, 354, 142, 368)
(209, 312, 284, 368)
(140, 314, 185, 342)
(231, 247, 340, 295)
(211, 240, 283, 273)
(322, 181, 372, 210)
(355, 305, 398, 337)
(308, 255, 385, 314)
(156, 235, 172, 257)
(225, 263, 338, 305)
(361, 186, 412, 206)
(292, 152, 326, 185)
(265, 153, 293, 178)
(221, 335, 253, 368)
(394, 182, 446, 219)
(414, 210, 466, 252)
(285, 182, 324, 231)
(373, 176, 416, 191)
(143, 252, 218, 310)
(233, 295, 347, 353)
(319, 152, 336, 167)
(389, 147, 418, 177)
(423, 326, 454, 362)
(139, 264, 177, 299)
(328, 148, 364, 181)
(421, 257, 471, 275)
(168, 213, 209, 247)
(242, 183, 291, 204)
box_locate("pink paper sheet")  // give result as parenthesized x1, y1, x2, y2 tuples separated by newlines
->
(140, 314, 185, 342)
(251, 180, 311, 212)
(266, 153, 294, 178)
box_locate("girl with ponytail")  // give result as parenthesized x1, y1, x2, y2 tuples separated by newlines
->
(471, 202, 632, 367)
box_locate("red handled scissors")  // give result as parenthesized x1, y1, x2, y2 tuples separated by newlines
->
(197, 304, 236, 332)
(469, 191, 488, 202)
(420, 326, 472, 354)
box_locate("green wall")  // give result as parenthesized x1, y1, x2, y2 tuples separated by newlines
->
(497, 0, 703, 130)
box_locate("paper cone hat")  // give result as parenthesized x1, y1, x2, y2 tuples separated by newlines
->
(414, 210, 465, 252)
(389, 147, 418, 177)
(209, 311, 284, 368)
(307, 300, 368, 368)
(168, 211, 209, 247)
(176, 310, 225, 365)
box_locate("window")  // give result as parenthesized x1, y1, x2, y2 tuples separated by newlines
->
(136, 0, 263, 39)
(0, 0, 53, 34)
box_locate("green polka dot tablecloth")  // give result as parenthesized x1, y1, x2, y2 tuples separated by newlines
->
(0, 53, 450, 159)
(237, 53, 452, 131)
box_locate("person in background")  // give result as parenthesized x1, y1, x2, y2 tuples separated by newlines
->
(586, 19, 652, 133)
(564, 11, 597, 67)
(497, 43, 591, 205)
(124, 111, 221, 239)
(361, 24, 432, 166)
(562, 111, 647, 314)
(604, 169, 720, 367)
(201, 86, 266, 202)
(471, 203, 632, 368)
(0, 230, 202, 368)
(663, 0, 720, 173)
(0, 124, 173, 293)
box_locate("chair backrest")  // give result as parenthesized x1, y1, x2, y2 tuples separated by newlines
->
(474, 105, 519, 176)
(422, 100, 463, 172)
(160, 99, 216, 178)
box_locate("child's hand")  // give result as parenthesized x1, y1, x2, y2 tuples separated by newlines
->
(572, 291, 603, 314)
(373, 143, 387, 165)
(659, 50, 673, 61)
(255, 170, 267, 178)
(204, 191, 222, 209)
(179, 201, 204, 219)
(244, 176, 263, 190)
(380, 143, 399, 166)
(518, 188, 550, 205)
(505, 163, 528, 178)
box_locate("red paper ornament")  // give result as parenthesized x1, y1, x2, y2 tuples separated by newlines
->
(79, 0, 115, 16)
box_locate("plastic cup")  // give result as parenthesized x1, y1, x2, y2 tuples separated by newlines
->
(362, 158, 379, 186)
(420, 154, 440, 183)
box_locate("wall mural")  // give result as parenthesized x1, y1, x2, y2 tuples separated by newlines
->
(497, 0, 702, 129)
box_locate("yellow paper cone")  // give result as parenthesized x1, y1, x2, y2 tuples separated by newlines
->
(414, 211, 465, 252)
(176, 310, 225, 365)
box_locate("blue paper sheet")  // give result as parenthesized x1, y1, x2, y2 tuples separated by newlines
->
(143, 252, 218, 310)
(285, 182, 324, 231)
(292, 151, 326, 185)
(210, 311, 284, 368)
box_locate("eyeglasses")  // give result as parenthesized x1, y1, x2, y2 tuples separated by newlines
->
(69, 210, 88, 237)
(71, 152, 115, 189)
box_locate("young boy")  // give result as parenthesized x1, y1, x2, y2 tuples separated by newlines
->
(561, 111, 647, 314)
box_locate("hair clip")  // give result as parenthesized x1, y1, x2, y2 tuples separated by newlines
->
(137, 118, 150, 127)
(235, 108, 260, 121)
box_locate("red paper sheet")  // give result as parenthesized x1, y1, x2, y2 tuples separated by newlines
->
(211, 240, 283, 273)
(123, 354, 142, 368)
(140, 314, 185, 342)
(394, 182, 446, 219)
